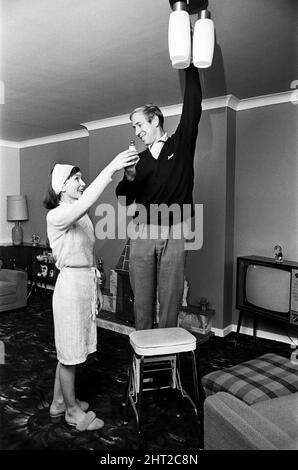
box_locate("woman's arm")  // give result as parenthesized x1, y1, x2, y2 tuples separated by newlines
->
(48, 149, 138, 230)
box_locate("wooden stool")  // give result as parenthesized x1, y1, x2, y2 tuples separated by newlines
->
(124, 327, 200, 435)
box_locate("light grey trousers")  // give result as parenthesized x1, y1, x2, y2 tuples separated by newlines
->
(129, 226, 186, 330)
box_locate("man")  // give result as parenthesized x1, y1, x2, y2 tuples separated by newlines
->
(116, 63, 202, 330)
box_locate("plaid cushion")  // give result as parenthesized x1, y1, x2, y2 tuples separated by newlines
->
(201, 353, 298, 405)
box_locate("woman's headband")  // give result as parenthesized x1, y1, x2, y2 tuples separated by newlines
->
(51, 164, 74, 195)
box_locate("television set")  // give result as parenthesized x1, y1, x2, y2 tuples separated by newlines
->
(236, 255, 298, 326)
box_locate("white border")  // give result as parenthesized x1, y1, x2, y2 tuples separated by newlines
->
(93, 318, 297, 345)
(0, 130, 89, 149)
(0, 90, 293, 149)
(0, 140, 21, 149)
(237, 90, 294, 111)
(212, 323, 298, 346)
(81, 113, 130, 131)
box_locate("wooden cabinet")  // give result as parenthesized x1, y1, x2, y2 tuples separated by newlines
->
(0, 243, 58, 290)
(0, 243, 32, 274)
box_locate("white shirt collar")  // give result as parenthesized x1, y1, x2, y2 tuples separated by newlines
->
(157, 132, 168, 143)
(150, 132, 168, 148)
(148, 133, 168, 159)
(149, 133, 168, 159)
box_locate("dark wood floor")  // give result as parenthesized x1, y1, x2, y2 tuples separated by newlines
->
(0, 291, 292, 453)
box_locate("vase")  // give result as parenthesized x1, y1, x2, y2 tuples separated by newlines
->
(12, 221, 23, 245)
(97, 258, 106, 290)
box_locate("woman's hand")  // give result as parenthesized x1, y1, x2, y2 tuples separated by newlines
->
(107, 149, 139, 175)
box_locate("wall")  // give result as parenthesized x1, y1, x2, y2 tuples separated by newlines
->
(88, 117, 182, 286)
(3, 98, 296, 340)
(233, 101, 298, 341)
(0, 145, 20, 243)
(224, 108, 236, 327)
(88, 124, 137, 282)
(1, 106, 236, 332)
(20, 137, 89, 245)
(187, 108, 235, 329)
(89, 108, 235, 330)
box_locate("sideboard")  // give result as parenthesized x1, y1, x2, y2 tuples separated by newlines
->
(0, 243, 58, 294)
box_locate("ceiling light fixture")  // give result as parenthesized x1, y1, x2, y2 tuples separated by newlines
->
(168, 0, 215, 69)
(193, 8, 215, 68)
(168, 1, 191, 69)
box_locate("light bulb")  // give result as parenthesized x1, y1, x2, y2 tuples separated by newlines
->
(168, 2, 191, 69)
(193, 10, 215, 69)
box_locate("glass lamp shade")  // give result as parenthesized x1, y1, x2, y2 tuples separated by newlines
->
(193, 16, 215, 68)
(168, 9, 191, 69)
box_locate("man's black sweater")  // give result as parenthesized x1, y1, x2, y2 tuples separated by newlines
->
(116, 64, 202, 224)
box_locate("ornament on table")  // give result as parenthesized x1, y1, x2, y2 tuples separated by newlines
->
(97, 257, 106, 289)
(274, 245, 283, 263)
(37, 265, 48, 278)
(48, 268, 55, 278)
(31, 233, 40, 246)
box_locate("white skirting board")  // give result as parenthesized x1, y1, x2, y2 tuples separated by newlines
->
(211, 324, 298, 347)
(29, 281, 297, 346)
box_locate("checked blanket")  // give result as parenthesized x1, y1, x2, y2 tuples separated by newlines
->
(201, 353, 298, 405)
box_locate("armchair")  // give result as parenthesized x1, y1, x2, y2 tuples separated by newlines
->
(204, 391, 298, 450)
(0, 268, 28, 312)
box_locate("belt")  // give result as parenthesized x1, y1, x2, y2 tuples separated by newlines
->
(63, 266, 93, 269)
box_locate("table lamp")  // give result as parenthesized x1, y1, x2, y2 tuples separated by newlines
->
(7, 195, 29, 245)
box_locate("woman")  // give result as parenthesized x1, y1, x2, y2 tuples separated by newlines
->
(44, 148, 138, 432)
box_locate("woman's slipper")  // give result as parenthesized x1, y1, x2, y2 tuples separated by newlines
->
(66, 410, 104, 431)
(50, 399, 89, 418)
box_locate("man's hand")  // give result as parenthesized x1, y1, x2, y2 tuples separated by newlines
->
(125, 159, 139, 182)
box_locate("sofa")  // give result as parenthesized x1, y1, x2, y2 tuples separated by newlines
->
(0, 268, 28, 312)
(204, 391, 298, 450)
(201, 353, 298, 450)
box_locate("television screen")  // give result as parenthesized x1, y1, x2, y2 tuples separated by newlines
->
(246, 264, 290, 313)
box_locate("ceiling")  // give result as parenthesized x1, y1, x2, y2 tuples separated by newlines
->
(1, 0, 297, 143)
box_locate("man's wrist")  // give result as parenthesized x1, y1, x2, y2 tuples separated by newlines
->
(124, 166, 136, 182)
(125, 172, 135, 182)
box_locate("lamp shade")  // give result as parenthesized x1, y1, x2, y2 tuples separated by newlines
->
(193, 10, 215, 69)
(168, 2, 191, 69)
(7, 195, 29, 221)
